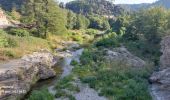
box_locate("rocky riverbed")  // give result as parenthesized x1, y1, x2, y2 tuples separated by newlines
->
(48, 48, 108, 100)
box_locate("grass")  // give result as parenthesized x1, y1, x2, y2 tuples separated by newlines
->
(52, 46, 154, 100)
(27, 88, 54, 100)
(54, 75, 79, 99)
(0, 29, 86, 61)
(72, 47, 154, 100)
(0, 35, 51, 60)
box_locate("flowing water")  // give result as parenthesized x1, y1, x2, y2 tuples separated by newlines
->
(29, 48, 84, 96)
(30, 47, 107, 100)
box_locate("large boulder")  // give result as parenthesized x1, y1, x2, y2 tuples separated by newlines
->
(0, 50, 57, 100)
(150, 36, 170, 100)
(105, 47, 146, 68)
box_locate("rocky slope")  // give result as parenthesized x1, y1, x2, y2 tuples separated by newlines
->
(66, 0, 124, 16)
(105, 47, 146, 68)
(0, 50, 58, 100)
(150, 36, 170, 100)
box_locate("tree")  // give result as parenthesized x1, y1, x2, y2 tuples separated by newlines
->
(11, 6, 21, 20)
(66, 11, 77, 29)
(74, 14, 90, 29)
(21, 0, 67, 38)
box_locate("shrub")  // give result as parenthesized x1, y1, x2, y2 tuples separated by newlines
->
(0, 37, 8, 47)
(8, 28, 30, 37)
(0, 29, 8, 47)
(3, 50, 16, 58)
(28, 88, 54, 100)
(85, 29, 98, 35)
(96, 37, 120, 48)
(55, 90, 67, 98)
(72, 35, 83, 42)
(73, 48, 153, 100)
(6, 37, 18, 47)
(71, 60, 79, 66)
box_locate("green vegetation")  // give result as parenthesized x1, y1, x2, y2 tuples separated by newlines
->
(121, 7, 170, 64)
(66, 0, 124, 16)
(8, 28, 29, 37)
(27, 88, 54, 100)
(21, 0, 67, 38)
(55, 75, 79, 99)
(88, 15, 110, 30)
(72, 48, 154, 100)
(1, 0, 170, 100)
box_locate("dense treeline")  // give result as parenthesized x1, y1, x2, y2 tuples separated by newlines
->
(21, 0, 67, 37)
(65, 0, 124, 16)
(98, 7, 170, 64)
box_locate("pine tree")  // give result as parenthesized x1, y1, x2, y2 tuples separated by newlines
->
(21, 0, 67, 38)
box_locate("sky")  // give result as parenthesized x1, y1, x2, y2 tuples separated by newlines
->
(57, 0, 158, 4)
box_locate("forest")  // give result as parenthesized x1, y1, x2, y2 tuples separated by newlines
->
(0, 0, 170, 100)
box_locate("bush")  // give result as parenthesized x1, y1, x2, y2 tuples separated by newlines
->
(0, 29, 8, 47)
(8, 28, 30, 37)
(85, 29, 98, 35)
(72, 35, 83, 42)
(96, 37, 120, 48)
(28, 88, 54, 100)
(0, 37, 8, 47)
(71, 60, 79, 66)
(0, 32, 18, 48)
(73, 48, 153, 100)
(3, 50, 16, 58)
(6, 37, 18, 47)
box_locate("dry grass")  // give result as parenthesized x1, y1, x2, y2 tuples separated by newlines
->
(0, 36, 51, 60)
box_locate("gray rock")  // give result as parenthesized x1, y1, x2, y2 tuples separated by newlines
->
(150, 36, 170, 100)
(105, 47, 146, 68)
(0, 50, 58, 100)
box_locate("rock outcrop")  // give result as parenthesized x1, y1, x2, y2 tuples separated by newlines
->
(0, 9, 11, 28)
(105, 47, 146, 68)
(0, 50, 57, 100)
(150, 36, 170, 100)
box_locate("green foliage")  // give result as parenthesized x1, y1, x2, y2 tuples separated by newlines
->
(0, 29, 18, 48)
(124, 7, 168, 43)
(6, 37, 18, 47)
(121, 7, 170, 63)
(111, 15, 130, 36)
(55, 75, 80, 99)
(0, 29, 8, 47)
(85, 29, 98, 35)
(21, 0, 67, 37)
(66, 11, 77, 29)
(8, 28, 29, 37)
(73, 48, 154, 100)
(96, 32, 120, 48)
(28, 88, 54, 100)
(88, 15, 110, 30)
(71, 60, 79, 66)
(74, 14, 90, 29)
(3, 50, 16, 58)
(66, 31, 84, 43)
(66, 0, 123, 16)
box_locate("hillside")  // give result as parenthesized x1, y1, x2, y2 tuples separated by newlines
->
(119, 3, 150, 11)
(0, 0, 23, 11)
(152, 0, 170, 8)
(65, 0, 124, 16)
(0, 0, 170, 100)
(119, 0, 170, 11)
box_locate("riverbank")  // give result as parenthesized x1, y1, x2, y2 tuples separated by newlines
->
(0, 50, 58, 100)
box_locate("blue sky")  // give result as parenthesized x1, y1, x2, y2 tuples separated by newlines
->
(57, 0, 158, 4)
